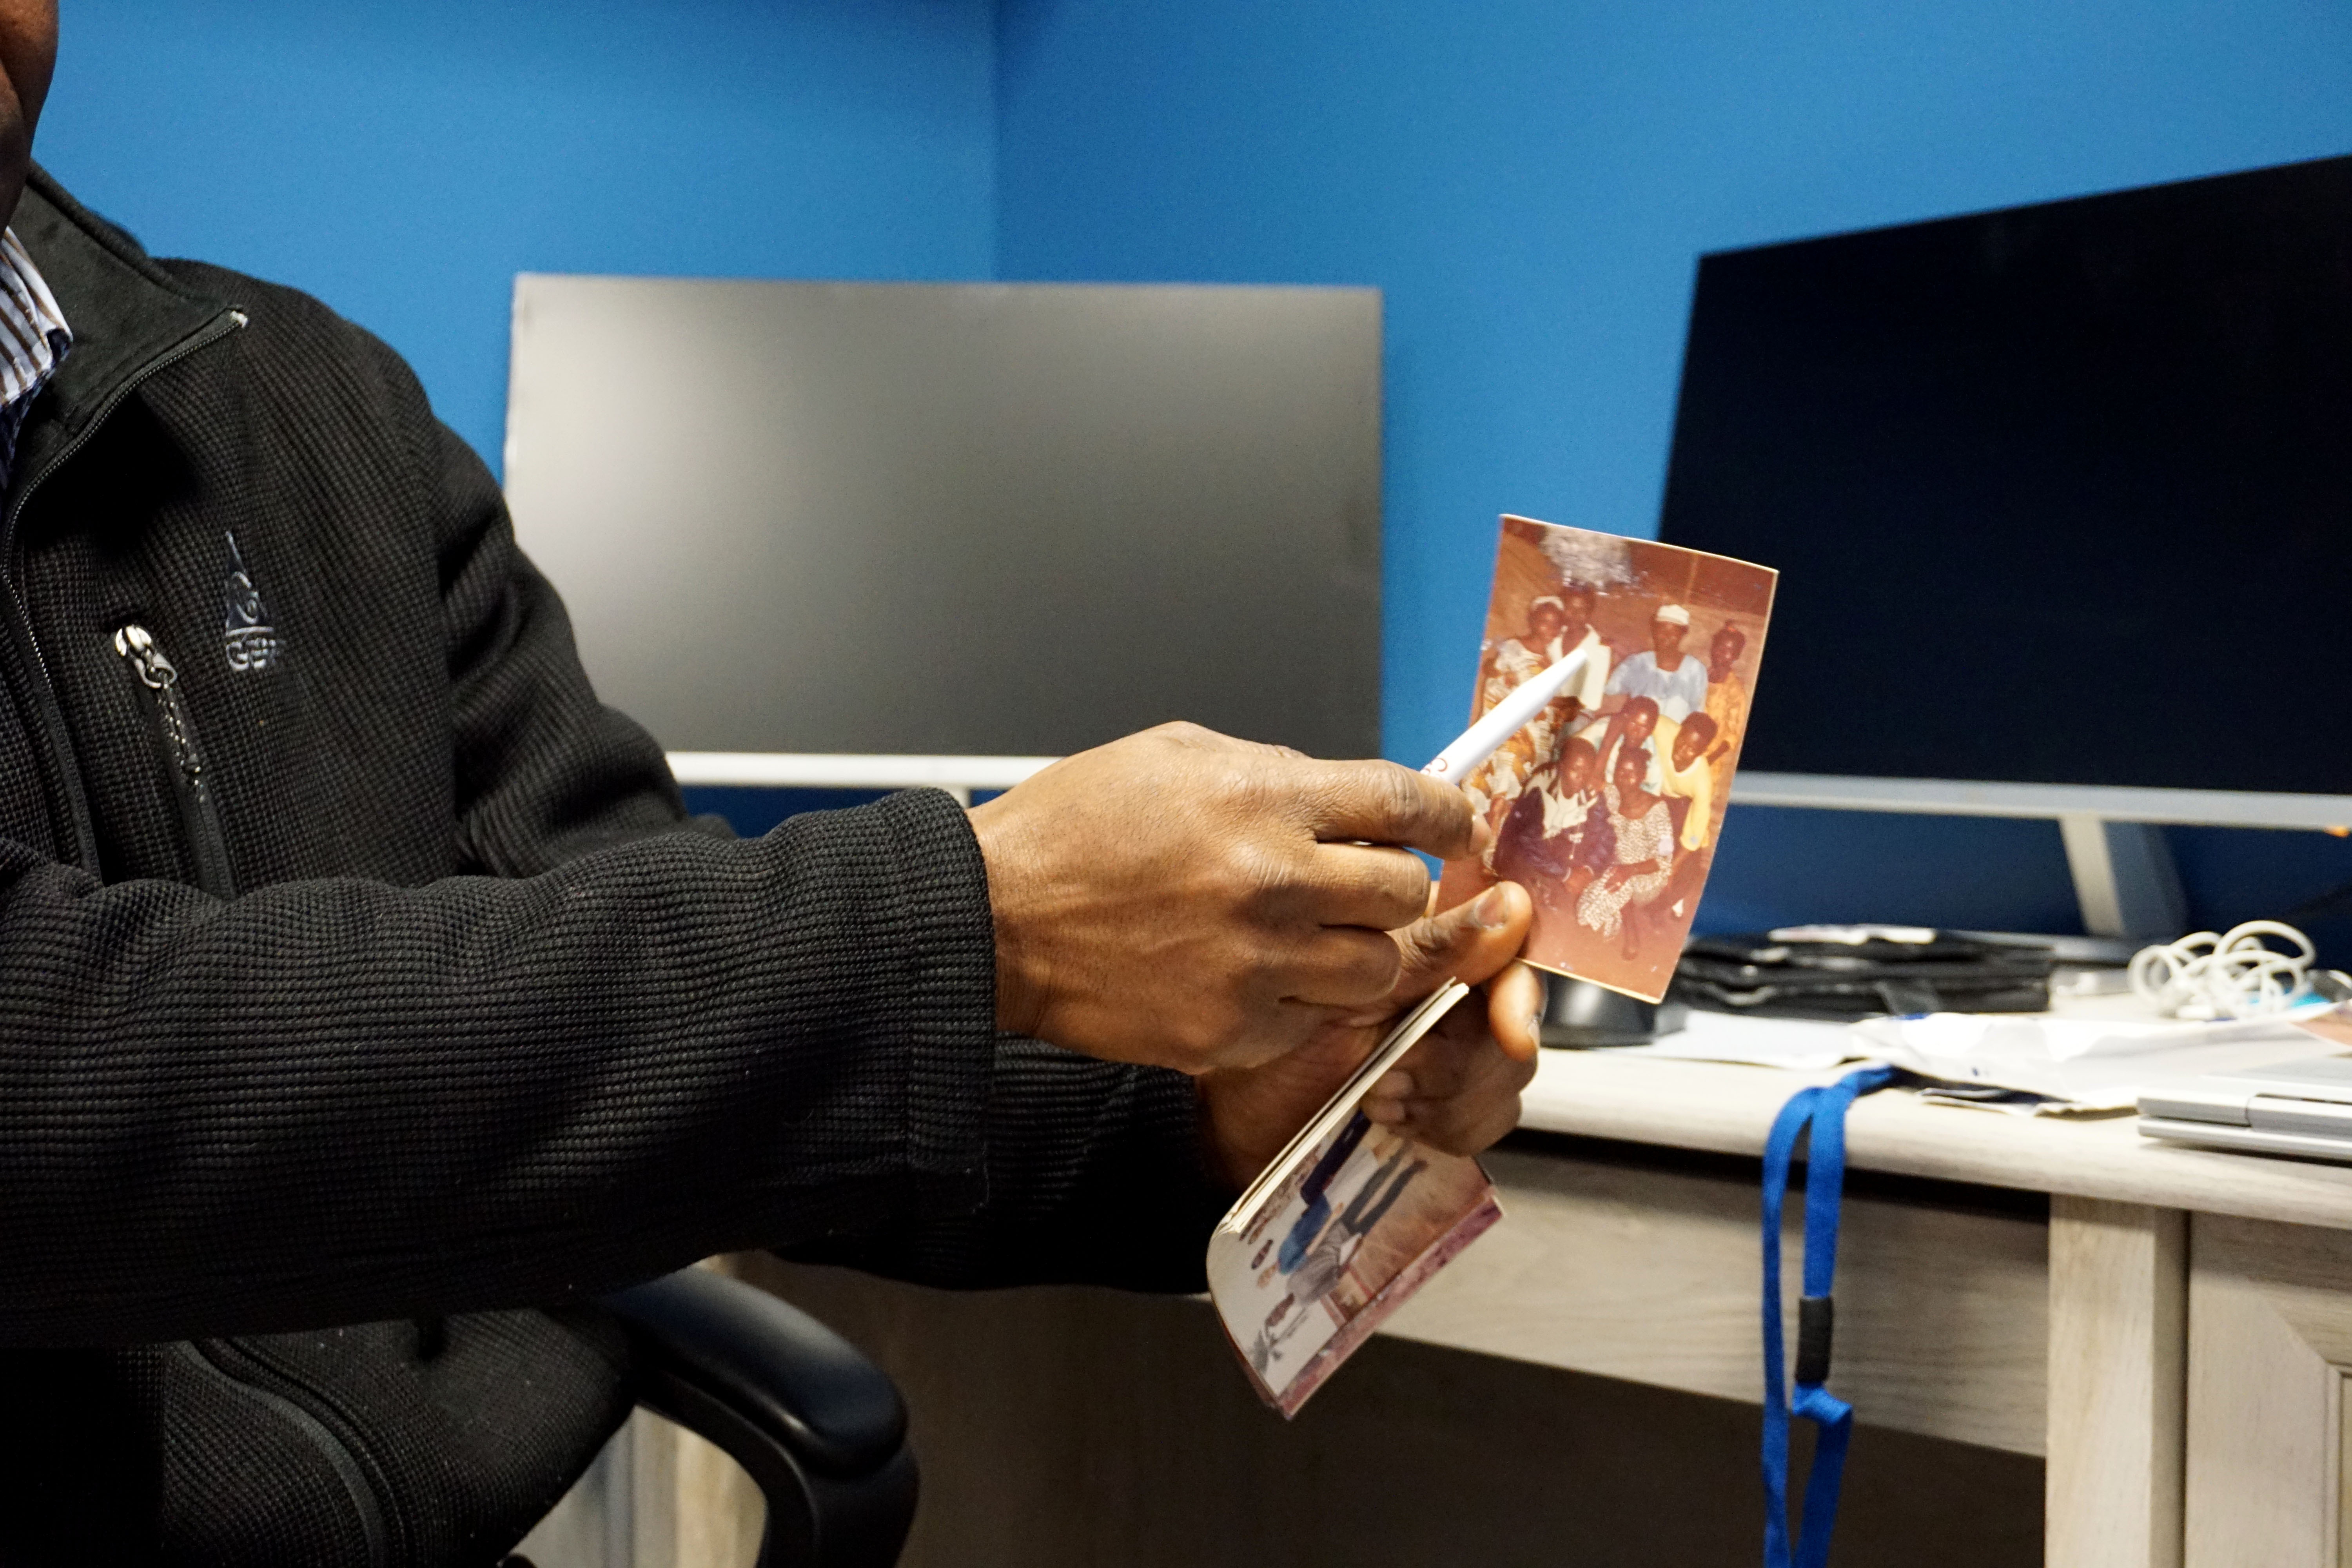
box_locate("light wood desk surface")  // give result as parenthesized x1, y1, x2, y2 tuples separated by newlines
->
(1517, 1045, 2352, 1233)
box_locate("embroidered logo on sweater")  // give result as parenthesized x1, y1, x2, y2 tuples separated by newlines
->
(221, 532, 280, 673)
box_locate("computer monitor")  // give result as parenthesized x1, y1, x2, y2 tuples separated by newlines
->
(503, 278, 1381, 761)
(1655, 153, 2352, 833)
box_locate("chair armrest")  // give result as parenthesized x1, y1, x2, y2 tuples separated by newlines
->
(599, 1269, 917, 1568)
(602, 1267, 906, 1475)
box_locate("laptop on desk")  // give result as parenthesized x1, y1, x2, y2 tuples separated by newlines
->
(2140, 1055, 2352, 1163)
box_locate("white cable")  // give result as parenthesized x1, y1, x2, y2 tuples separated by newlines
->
(2129, 920, 2319, 1020)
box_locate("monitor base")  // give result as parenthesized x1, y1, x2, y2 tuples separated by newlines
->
(2057, 817, 2187, 941)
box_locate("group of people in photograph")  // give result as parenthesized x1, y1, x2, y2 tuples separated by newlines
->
(1465, 585, 1753, 962)
(1242, 1110, 1431, 1379)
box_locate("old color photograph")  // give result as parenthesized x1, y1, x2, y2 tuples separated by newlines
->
(1207, 1110, 1500, 1417)
(1437, 515, 1775, 1002)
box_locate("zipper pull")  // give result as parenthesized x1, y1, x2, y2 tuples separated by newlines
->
(113, 622, 236, 898)
(113, 622, 178, 690)
(114, 622, 203, 787)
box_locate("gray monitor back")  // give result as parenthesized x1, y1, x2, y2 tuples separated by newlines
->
(503, 277, 1382, 759)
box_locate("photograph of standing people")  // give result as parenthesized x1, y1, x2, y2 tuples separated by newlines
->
(1440, 516, 1774, 1001)
(1218, 1104, 1501, 1411)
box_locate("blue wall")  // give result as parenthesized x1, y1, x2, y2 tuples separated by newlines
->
(35, 0, 998, 473)
(31, 1, 2352, 945)
(996, 0, 2352, 943)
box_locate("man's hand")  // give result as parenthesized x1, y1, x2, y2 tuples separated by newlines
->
(968, 723, 1483, 1074)
(1194, 882, 1545, 1189)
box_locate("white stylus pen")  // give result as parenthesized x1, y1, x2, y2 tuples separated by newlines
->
(1421, 647, 1591, 782)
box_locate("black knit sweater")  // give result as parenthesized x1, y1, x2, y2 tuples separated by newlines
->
(0, 168, 1225, 1565)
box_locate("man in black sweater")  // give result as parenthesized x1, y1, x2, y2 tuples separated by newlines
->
(0, 5, 1542, 1561)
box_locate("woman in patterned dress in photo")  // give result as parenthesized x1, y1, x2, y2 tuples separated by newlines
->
(1576, 742, 1677, 961)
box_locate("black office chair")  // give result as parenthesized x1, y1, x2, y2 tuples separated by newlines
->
(528, 1269, 919, 1568)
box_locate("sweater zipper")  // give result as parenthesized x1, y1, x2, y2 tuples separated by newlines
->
(180, 1341, 396, 1568)
(113, 622, 236, 898)
(0, 305, 246, 874)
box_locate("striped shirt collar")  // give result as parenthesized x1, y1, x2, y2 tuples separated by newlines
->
(0, 227, 69, 487)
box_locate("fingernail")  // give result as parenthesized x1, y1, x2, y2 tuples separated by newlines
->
(1365, 1099, 1405, 1124)
(1472, 886, 1512, 929)
(1372, 1070, 1412, 1099)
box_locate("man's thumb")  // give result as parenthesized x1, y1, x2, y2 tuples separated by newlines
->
(1396, 881, 1533, 993)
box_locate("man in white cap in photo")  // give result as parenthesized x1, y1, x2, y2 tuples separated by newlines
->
(1595, 601, 1710, 791)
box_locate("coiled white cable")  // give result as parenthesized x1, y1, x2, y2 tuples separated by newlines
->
(2129, 921, 2321, 1020)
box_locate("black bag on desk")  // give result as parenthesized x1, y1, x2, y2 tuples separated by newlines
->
(1670, 931, 2055, 1020)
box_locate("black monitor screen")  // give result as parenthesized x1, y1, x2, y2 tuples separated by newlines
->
(1656, 154, 2352, 797)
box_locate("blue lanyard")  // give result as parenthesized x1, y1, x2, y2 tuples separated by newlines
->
(1760, 1064, 1898, 1568)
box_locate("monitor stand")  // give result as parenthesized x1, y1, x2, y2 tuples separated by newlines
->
(2058, 818, 2187, 940)
(1723, 772, 2336, 942)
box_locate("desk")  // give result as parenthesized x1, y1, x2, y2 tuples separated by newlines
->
(1372, 1046, 2352, 1568)
(573, 1039, 2352, 1568)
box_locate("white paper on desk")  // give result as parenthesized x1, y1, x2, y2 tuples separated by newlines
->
(1631, 1009, 1866, 1072)
(1847, 1007, 2351, 1111)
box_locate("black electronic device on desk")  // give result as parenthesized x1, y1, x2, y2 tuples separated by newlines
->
(1537, 974, 1688, 1049)
(1670, 926, 2056, 1022)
